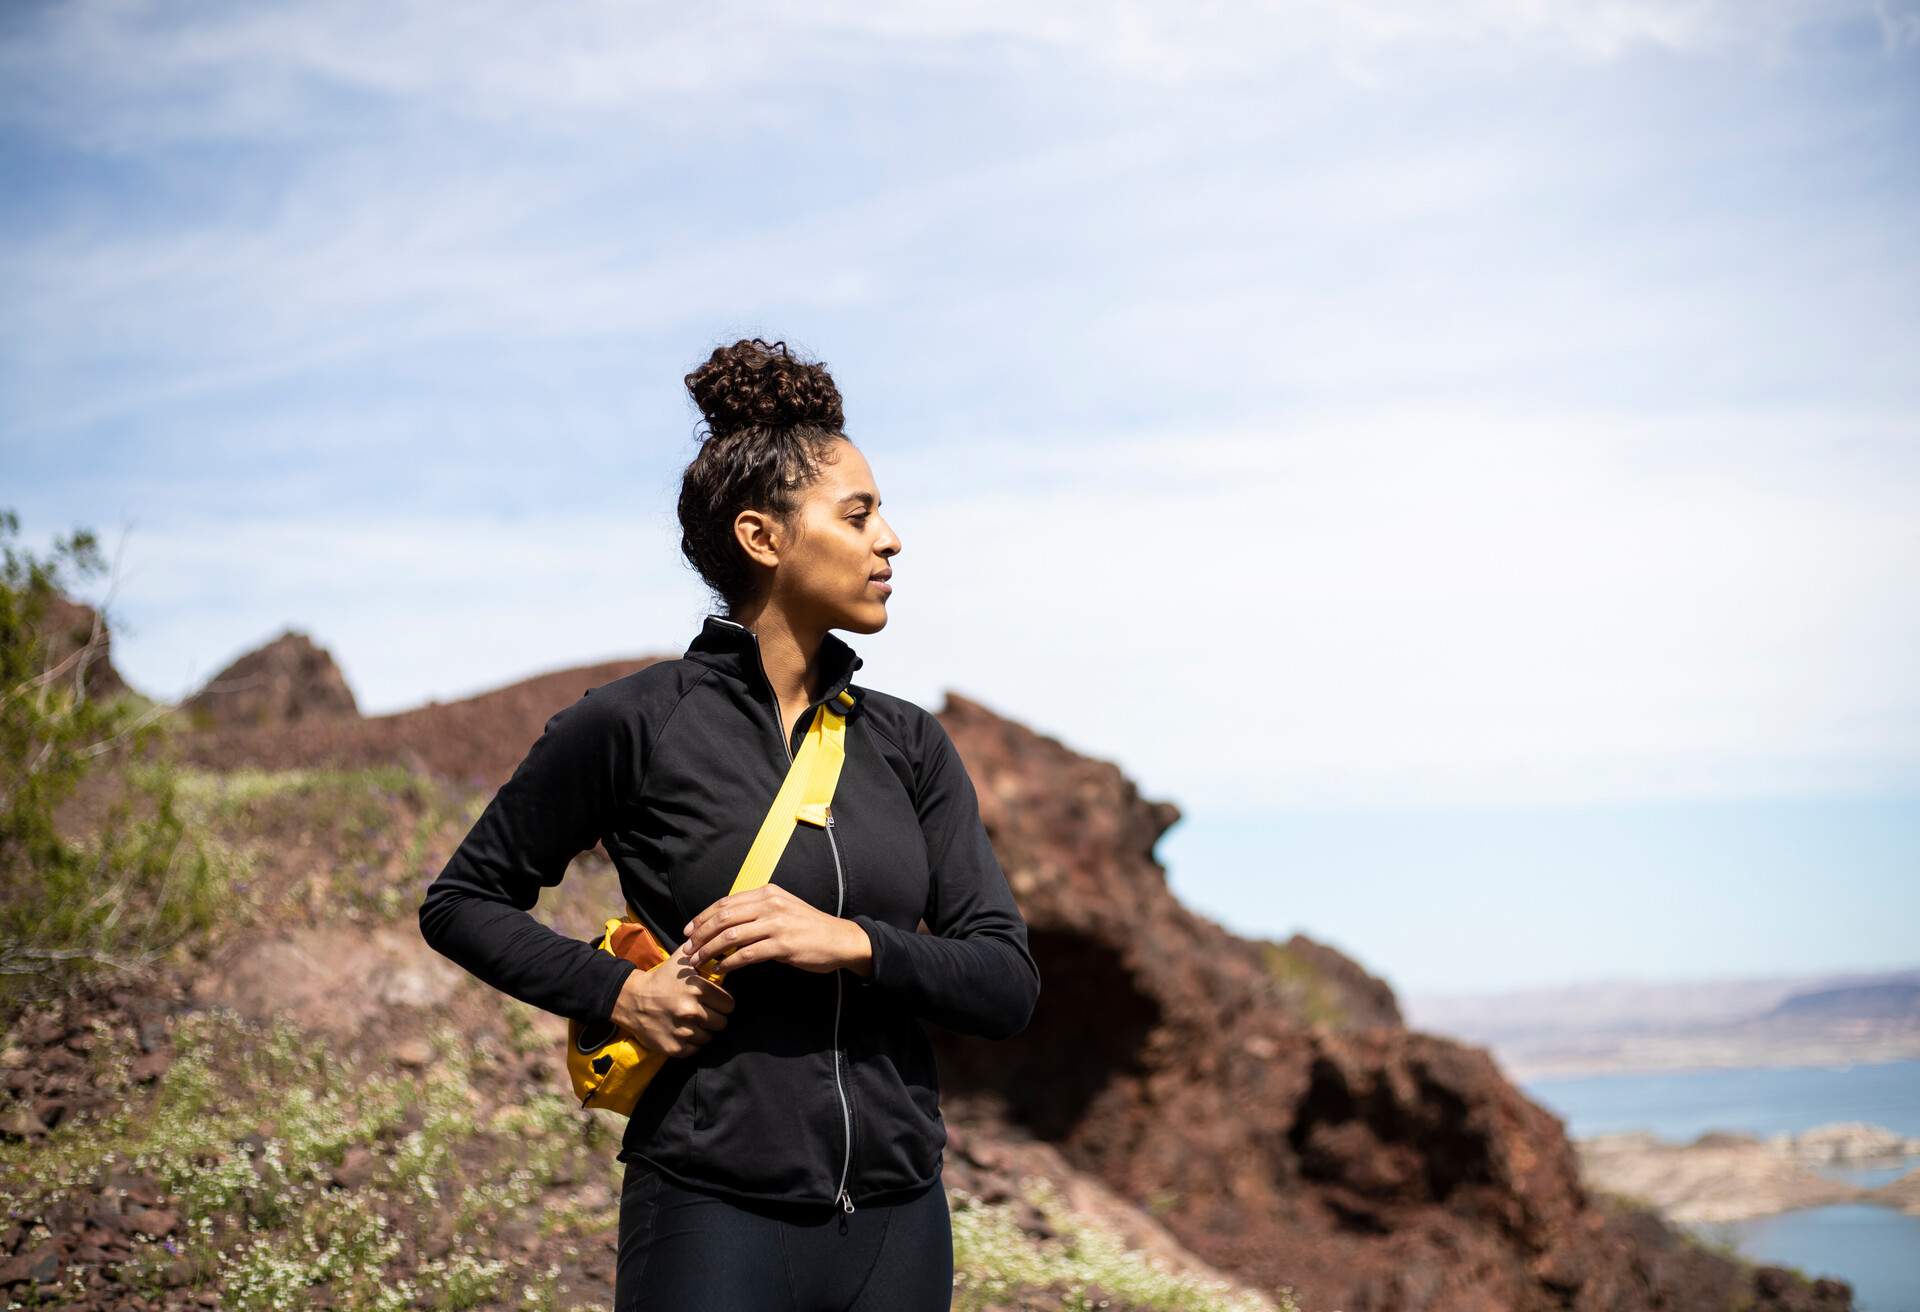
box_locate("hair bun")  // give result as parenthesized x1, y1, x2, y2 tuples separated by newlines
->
(685, 338, 845, 440)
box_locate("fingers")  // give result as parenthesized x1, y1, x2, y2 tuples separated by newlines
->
(658, 999, 730, 1054)
(690, 919, 778, 977)
(693, 976, 735, 1012)
(683, 893, 746, 949)
(642, 939, 737, 1055)
(670, 987, 732, 1049)
(683, 887, 788, 956)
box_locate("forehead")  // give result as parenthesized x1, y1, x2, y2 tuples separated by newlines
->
(812, 441, 881, 503)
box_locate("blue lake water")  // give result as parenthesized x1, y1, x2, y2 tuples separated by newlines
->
(1519, 1059, 1920, 1312)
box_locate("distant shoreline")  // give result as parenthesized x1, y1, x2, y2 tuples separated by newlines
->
(1497, 1036, 1920, 1084)
(1574, 1121, 1920, 1223)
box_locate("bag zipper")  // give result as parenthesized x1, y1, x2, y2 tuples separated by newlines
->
(743, 624, 858, 1214)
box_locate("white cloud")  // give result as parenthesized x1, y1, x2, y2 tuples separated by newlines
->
(90, 397, 1917, 809)
(873, 402, 1920, 807)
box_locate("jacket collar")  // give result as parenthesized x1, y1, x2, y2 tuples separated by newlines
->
(685, 613, 864, 708)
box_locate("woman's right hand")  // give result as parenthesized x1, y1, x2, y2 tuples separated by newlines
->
(611, 937, 736, 1056)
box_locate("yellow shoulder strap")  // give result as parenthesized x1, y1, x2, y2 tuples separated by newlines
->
(618, 688, 858, 982)
(728, 686, 858, 897)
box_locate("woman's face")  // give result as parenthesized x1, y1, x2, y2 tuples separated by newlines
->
(758, 437, 901, 635)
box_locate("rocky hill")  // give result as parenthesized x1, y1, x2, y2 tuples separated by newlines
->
(0, 622, 1857, 1310)
(178, 629, 359, 730)
(909, 694, 1850, 1311)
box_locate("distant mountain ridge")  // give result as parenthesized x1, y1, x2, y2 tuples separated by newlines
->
(1766, 982, 1920, 1022)
(1406, 968, 1920, 1080)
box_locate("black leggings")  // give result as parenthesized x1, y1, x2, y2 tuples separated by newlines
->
(614, 1158, 954, 1311)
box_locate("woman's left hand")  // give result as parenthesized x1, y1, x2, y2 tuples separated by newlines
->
(681, 886, 870, 976)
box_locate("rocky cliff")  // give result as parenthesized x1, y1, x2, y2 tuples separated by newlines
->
(921, 692, 1848, 1312)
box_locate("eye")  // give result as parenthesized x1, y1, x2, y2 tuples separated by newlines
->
(850, 512, 870, 526)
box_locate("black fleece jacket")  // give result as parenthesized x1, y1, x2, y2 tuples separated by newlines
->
(417, 614, 1041, 1212)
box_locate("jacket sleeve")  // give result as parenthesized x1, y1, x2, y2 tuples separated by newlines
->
(417, 687, 639, 1027)
(849, 710, 1041, 1040)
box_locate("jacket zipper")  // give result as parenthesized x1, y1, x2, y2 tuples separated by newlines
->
(827, 809, 856, 1213)
(745, 626, 857, 1214)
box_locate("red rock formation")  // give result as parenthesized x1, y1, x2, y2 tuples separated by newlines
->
(180, 630, 359, 729)
(926, 690, 1850, 1312)
(170, 656, 657, 784)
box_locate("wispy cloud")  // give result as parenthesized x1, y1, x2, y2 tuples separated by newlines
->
(2, 0, 1883, 145)
(3, 0, 1915, 816)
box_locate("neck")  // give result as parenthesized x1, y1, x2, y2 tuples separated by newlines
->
(727, 605, 825, 705)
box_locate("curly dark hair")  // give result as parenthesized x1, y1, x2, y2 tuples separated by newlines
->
(678, 337, 848, 614)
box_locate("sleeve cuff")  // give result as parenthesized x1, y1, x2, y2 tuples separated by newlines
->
(594, 956, 639, 1023)
(849, 914, 894, 990)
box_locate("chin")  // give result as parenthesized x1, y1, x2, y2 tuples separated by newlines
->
(843, 602, 890, 634)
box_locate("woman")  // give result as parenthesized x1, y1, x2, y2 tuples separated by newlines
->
(418, 337, 1042, 1310)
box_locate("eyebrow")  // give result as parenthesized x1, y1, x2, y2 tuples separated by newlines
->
(838, 492, 881, 509)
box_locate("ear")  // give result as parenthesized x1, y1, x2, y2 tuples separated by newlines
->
(733, 508, 783, 569)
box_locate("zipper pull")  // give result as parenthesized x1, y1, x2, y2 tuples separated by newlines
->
(837, 1187, 856, 1214)
(826, 811, 836, 828)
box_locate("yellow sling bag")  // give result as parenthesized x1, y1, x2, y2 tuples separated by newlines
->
(567, 687, 858, 1115)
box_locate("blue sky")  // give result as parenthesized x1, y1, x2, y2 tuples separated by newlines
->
(3, 1, 1916, 994)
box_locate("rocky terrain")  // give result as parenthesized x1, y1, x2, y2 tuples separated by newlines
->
(0, 615, 1862, 1310)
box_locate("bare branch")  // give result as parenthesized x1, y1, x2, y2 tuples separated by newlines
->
(79, 698, 174, 760)
(7, 516, 137, 706)
(0, 945, 158, 978)
(8, 637, 91, 703)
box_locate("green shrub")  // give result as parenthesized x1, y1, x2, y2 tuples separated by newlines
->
(0, 508, 233, 1020)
